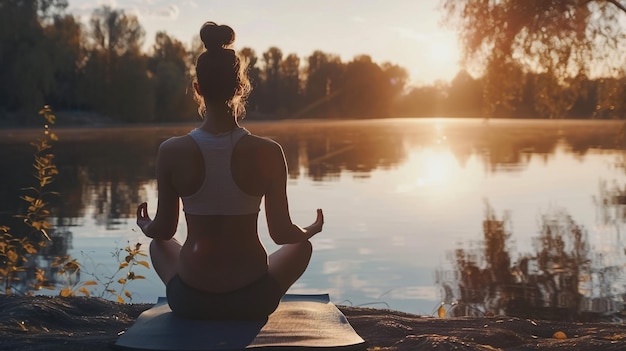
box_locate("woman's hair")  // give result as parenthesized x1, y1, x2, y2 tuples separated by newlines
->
(194, 21, 251, 120)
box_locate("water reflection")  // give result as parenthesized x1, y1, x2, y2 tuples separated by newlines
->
(437, 202, 624, 321)
(7, 226, 76, 294)
(1, 119, 625, 316)
(1, 120, 624, 220)
(596, 180, 626, 225)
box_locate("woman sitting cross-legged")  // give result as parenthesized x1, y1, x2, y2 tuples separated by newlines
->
(136, 21, 324, 320)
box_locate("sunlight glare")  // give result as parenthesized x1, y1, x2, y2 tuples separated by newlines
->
(417, 150, 454, 186)
(429, 41, 455, 62)
(396, 149, 457, 193)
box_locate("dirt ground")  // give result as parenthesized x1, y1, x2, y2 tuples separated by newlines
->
(0, 295, 625, 351)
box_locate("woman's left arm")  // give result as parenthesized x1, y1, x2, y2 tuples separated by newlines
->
(136, 140, 180, 240)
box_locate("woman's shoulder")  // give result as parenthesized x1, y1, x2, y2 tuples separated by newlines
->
(236, 133, 285, 167)
(160, 134, 193, 146)
(157, 134, 196, 157)
(242, 132, 283, 151)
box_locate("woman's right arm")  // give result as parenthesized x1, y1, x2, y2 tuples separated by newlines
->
(136, 139, 180, 240)
(263, 141, 323, 245)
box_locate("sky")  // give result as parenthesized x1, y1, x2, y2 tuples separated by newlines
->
(67, 0, 462, 86)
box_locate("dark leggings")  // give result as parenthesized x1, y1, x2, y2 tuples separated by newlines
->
(166, 273, 283, 320)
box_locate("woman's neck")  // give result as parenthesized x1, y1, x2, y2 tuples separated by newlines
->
(200, 106, 238, 134)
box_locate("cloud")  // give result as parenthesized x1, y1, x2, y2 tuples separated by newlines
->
(394, 26, 429, 42)
(131, 4, 180, 21)
(69, 0, 179, 21)
(70, 0, 180, 21)
(180, 0, 198, 9)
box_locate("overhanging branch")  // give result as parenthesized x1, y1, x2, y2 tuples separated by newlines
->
(605, 0, 626, 14)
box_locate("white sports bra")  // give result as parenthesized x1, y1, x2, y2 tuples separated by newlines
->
(181, 127, 262, 215)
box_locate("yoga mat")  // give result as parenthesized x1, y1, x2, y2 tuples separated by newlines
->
(113, 294, 366, 351)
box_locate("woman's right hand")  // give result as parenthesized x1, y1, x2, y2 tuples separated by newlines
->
(305, 209, 324, 238)
(136, 202, 153, 236)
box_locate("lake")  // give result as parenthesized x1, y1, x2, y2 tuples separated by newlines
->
(1, 118, 625, 320)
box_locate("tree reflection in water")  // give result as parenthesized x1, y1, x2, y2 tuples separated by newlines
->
(2, 120, 626, 304)
(6, 226, 76, 295)
(437, 202, 624, 321)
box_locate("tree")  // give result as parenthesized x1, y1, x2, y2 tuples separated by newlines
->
(109, 53, 155, 123)
(239, 47, 262, 115)
(567, 75, 598, 118)
(395, 83, 448, 117)
(443, 0, 625, 77)
(44, 14, 84, 110)
(150, 31, 187, 74)
(89, 6, 144, 57)
(259, 47, 284, 114)
(481, 58, 525, 117)
(338, 55, 392, 118)
(594, 77, 626, 118)
(149, 32, 189, 122)
(442, 0, 626, 117)
(381, 63, 409, 99)
(532, 72, 579, 118)
(81, 6, 152, 122)
(301, 51, 344, 118)
(446, 70, 483, 117)
(0, 0, 68, 120)
(278, 53, 302, 116)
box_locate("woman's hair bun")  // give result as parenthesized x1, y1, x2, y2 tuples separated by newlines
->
(200, 21, 235, 50)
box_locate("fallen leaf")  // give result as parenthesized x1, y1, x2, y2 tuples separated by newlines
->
(437, 304, 446, 318)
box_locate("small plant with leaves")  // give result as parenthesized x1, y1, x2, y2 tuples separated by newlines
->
(16, 105, 59, 242)
(0, 106, 59, 294)
(51, 255, 98, 297)
(1, 106, 152, 302)
(80, 242, 150, 303)
(111, 242, 150, 302)
(0, 226, 37, 294)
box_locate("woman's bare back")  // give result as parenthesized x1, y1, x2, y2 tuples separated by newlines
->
(162, 131, 282, 292)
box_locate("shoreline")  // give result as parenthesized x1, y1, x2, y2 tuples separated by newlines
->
(1, 295, 624, 351)
(2, 112, 625, 129)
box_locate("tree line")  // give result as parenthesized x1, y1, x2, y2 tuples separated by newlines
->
(440, 0, 626, 120)
(1, 1, 624, 126)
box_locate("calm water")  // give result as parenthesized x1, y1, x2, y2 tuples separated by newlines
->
(1, 118, 625, 319)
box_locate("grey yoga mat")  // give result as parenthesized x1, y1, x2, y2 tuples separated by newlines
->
(113, 294, 366, 351)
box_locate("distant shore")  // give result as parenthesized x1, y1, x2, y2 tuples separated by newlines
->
(0, 295, 624, 351)
(2, 108, 625, 130)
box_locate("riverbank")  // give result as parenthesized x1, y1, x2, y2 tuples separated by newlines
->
(0, 295, 625, 351)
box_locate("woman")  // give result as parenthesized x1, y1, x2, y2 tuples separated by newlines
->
(136, 21, 324, 320)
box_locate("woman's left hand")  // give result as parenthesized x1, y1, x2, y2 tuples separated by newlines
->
(136, 202, 152, 235)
